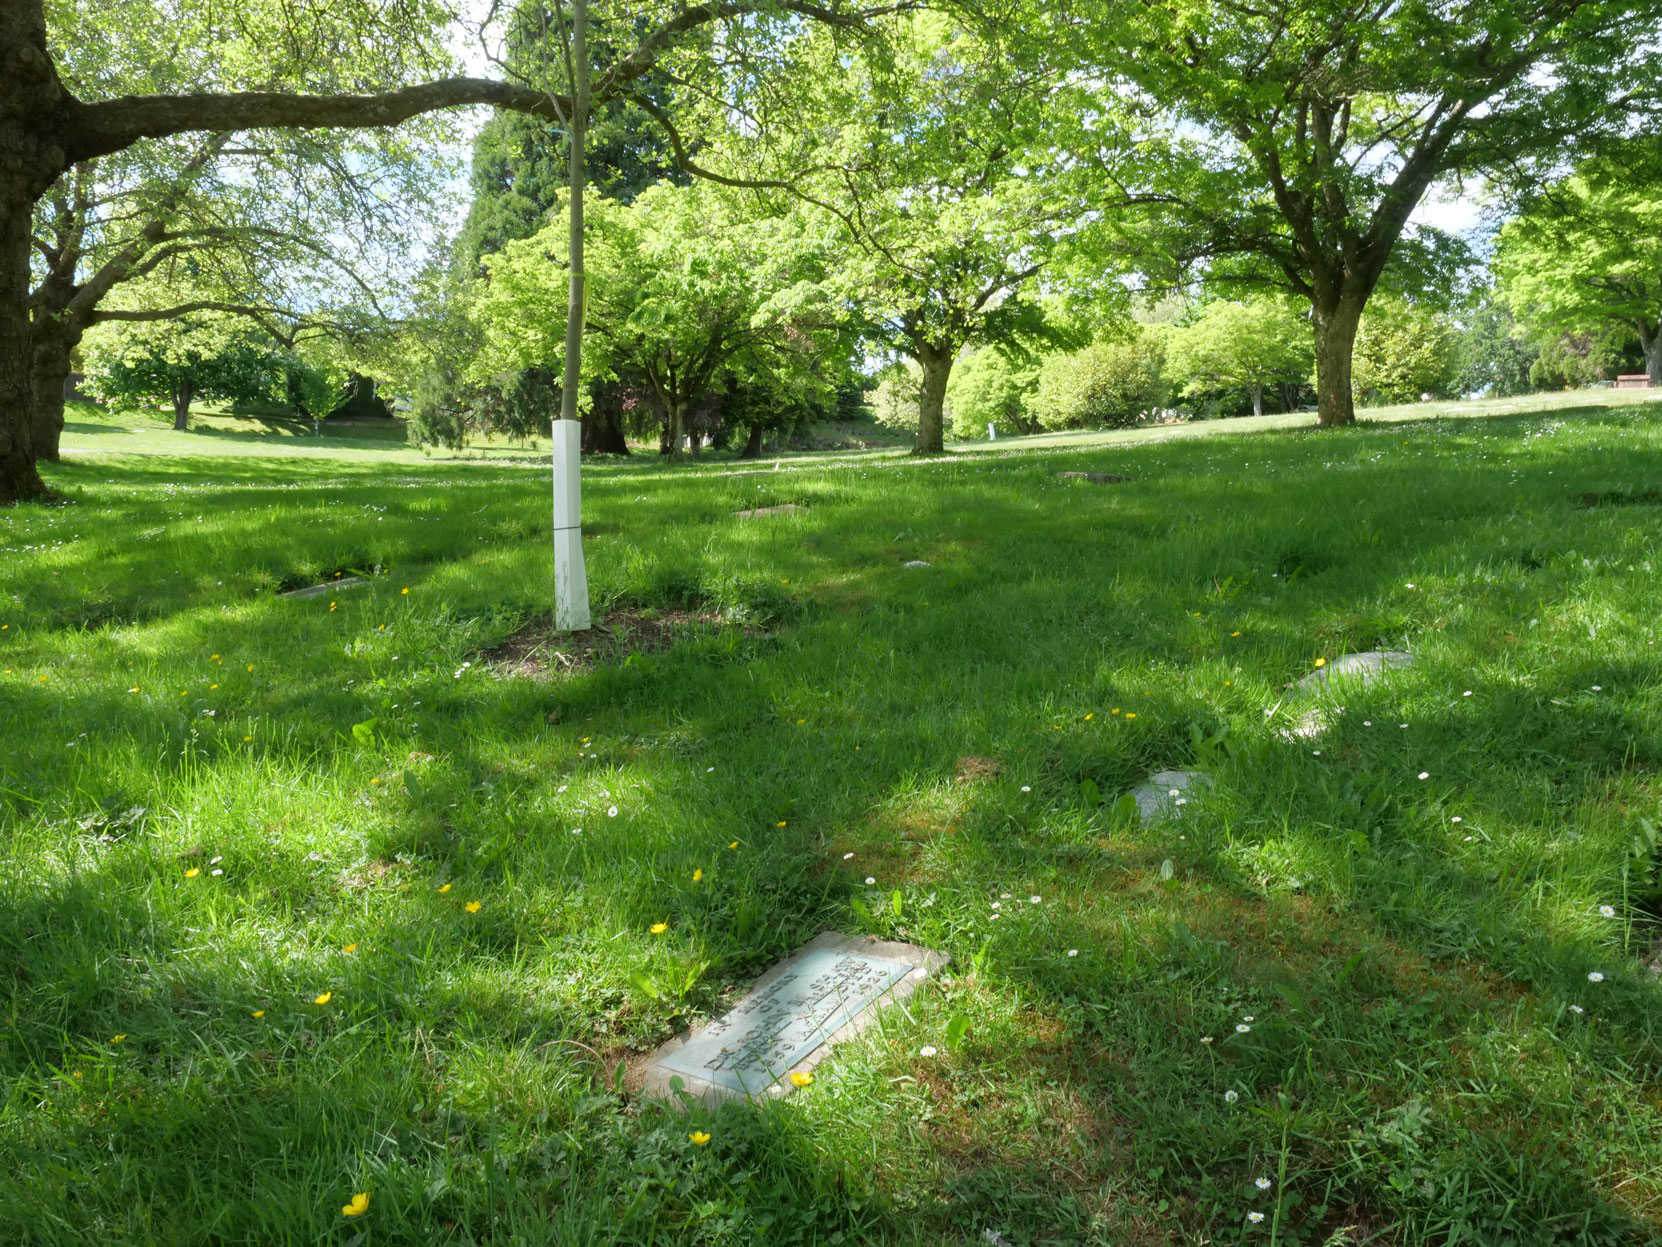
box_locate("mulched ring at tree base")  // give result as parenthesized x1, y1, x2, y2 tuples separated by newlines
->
(486, 608, 759, 679)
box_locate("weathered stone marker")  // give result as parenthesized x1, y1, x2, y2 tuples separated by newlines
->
(1278, 650, 1414, 739)
(1057, 471, 1129, 484)
(733, 503, 806, 519)
(279, 575, 367, 599)
(1127, 769, 1212, 825)
(643, 931, 944, 1104)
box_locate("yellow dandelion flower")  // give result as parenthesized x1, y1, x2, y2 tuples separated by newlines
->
(184, 868, 200, 878)
(1124, 713, 1137, 719)
(400, 588, 409, 595)
(1231, 631, 1241, 637)
(247, 664, 254, 671)
(211, 654, 219, 660)
(464, 901, 481, 913)
(341, 943, 357, 953)
(728, 841, 738, 850)
(692, 869, 703, 882)
(370, 778, 380, 785)
(243, 735, 252, 742)
(314, 991, 332, 1005)
(776, 820, 787, 827)
(252, 1010, 265, 1018)
(111, 1034, 126, 1043)
(1085, 713, 1094, 721)
(1314, 657, 1326, 667)
(688, 1131, 711, 1146)
(129, 686, 140, 693)
(342, 1192, 370, 1217)
(438, 883, 452, 893)
(789, 1071, 813, 1087)
(650, 922, 668, 934)
(796, 718, 805, 724)
(209, 683, 218, 689)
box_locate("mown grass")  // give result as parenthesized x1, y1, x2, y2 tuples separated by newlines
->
(4, 398, 1662, 1245)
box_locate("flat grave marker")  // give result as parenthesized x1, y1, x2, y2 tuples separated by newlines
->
(643, 932, 944, 1104)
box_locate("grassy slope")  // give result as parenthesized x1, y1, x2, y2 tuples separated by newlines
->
(3, 397, 1662, 1244)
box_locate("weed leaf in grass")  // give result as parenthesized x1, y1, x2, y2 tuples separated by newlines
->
(351, 718, 378, 746)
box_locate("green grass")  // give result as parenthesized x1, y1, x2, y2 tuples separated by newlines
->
(5, 395, 1662, 1244)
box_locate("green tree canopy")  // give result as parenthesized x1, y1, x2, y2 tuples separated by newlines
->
(1495, 162, 1662, 384)
(1047, 0, 1662, 426)
(1166, 298, 1312, 417)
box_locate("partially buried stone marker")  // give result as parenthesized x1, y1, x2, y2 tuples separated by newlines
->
(1057, 471, 1129, 485)
(643, 931, 945, 1104)
(1127, 769, 1211, 825)
(280, 575, 367, 599)
(734, 503, 805, 519)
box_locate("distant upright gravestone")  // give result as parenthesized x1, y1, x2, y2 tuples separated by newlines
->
(643, 932, 944, 1104)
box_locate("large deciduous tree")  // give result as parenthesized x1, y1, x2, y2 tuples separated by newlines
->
(1495, 164, 1662, 385)
(0, 0, 900, 502)
(1166, 297, 1312, 416)
(474, 181, 846, 455)
(1051, 0, 1662, 425)
(676, 14, 1117, 454)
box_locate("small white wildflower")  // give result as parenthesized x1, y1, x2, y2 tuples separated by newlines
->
(1236, 1023, 1251, 1033)
(1029, 895, 1041, 904)
(1224, 1089, 1238, 1103)
(1001, 893, 1011, 899)
(1242, 1016, 1254, 1022)
(607, 806, 618, 818)
(1599, 904, 1615, 917)
(1255, 1177, 1271, 1191)
(1569, 1004, 1584, 1014)
(1067, 949, 1078, 957)
(210, 856, 223, 865)
(865, 876, 876, 885)
(843, 852, 854, 860)
(1418, 771, 1430, 780)
(557, 785, 567, 793)
(1362, 720, 1372, 726)
(919, 1046, 937, 1057)
(1451, 816, 1462, 823)
(1592, 685, 1602, 692)
(1311, 750, 1321, 756)
(1020, 785, 1031, 792)
(1463, 690, 1472, 697)
(707, 767, 715, 772)
(1168, 788, 1180, 798)
(1588, 971, 1605, 982)
(210, 869, 223, 877)
(1248, 1211, 1265, 1224)
(991, 901, 1002, 910)
(1200, 1035, 1213, 1045)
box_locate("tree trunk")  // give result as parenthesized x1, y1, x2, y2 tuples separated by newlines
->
(172, 377, 194, 430)
(29, 323, 72, 462)
(739, 420, 765, 459)
(581, 403, 629, 454)
(1311, 294, 1364, 426)
(664, 400, 685, 459)
(1250, 382, 1263, 419)
(913, 344, 952, 454)
(1641, 325, 1661, 386)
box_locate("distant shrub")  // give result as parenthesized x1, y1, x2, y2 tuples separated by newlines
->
(867, 360, 921, 430)
(1031, 331, 1168, 430)
(947, 349, 1040, 438)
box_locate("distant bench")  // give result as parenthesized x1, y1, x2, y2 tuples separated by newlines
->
(1615, 375, 1654, 389)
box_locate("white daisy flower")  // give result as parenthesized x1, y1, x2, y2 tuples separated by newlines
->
(1255, 1177, 1271, 1191)
(607, 805, 618, 817)
(1200, 1035, 1213, 1044)
(1029, 895, 1041, 904)
(1248, 1211, 1265, 1224)
(919, 1046, 937, 1057)
(1588, 971, 1605, 982)
(1569, 1004, 1584, 1014)
(1599, 905, 1615, 917)
(865, 876, 876, 885)
(1020, 785, 1031, 792)
(1236, 1023, 1251, 1033)
(1224, 1089, 1238, 1103)
(1067, 949, 1078, 957)
(843, 852, 854, 860)
(1418, 771, 1430, 780)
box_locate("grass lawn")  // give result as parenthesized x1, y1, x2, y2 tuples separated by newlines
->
(5, 395, 1662, 1244)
